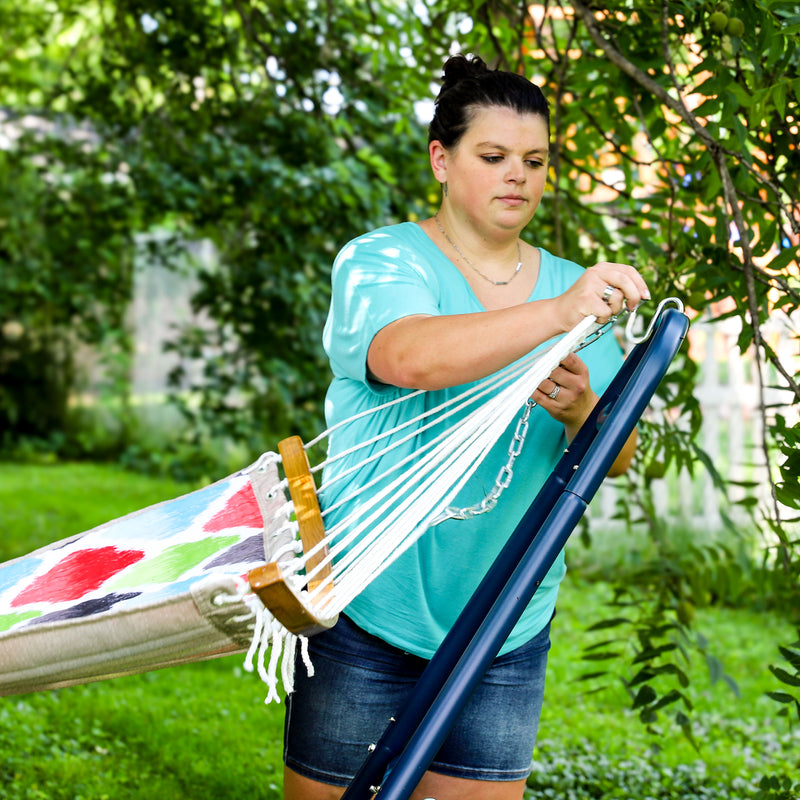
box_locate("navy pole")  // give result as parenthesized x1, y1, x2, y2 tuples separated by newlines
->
(343, 307, 688, 800)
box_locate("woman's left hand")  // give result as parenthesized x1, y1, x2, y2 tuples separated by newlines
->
(533, 353, 597, 437)
(534, 352, 637, 476)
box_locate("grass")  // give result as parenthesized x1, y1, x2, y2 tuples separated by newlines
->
(533, 580, 800, 797)
(1, 462, 798, 798)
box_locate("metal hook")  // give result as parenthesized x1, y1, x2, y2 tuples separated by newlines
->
(625, 297, 685, 345)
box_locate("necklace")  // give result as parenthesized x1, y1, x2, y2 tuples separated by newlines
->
(434, 214, 523, 286)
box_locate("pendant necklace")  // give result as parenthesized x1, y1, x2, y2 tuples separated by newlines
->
(434, 214, 523, 286)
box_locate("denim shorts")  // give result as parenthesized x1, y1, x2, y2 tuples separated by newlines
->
(283, 614, 551, 786)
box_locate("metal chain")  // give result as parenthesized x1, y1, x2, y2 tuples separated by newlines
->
(432, 398, 535, 523)
(431, 304, 641, 526)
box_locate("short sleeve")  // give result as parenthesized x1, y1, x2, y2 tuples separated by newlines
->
(323, 229, 441, 384)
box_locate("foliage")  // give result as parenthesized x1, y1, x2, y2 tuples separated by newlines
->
(528, 743, 759, 799)
(0, 136, 137, 441)
(1, 0, 447, 454)
(766, 629, 800, 724)
(2, 0, 799, 761)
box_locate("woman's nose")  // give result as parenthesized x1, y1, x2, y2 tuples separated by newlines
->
(506, 160, 526, 183)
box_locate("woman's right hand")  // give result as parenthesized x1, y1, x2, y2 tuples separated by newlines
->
(553, 262, 650, 330)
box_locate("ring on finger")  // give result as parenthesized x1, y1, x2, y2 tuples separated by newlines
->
(547, 384, 560, 400)
(601, 285, 615, 304)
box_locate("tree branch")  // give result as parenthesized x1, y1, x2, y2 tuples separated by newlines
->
(572, 0, 800, 531)
(571, 0, 717, 150)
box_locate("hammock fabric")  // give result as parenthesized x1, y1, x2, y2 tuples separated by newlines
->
(0, 463, 287, 696)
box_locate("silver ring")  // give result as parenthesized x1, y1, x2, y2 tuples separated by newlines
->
(547, 384, 560, 400)
(602, 285, 615, 304)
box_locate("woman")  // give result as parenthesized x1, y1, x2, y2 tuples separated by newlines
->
(283, 55, 649, 800)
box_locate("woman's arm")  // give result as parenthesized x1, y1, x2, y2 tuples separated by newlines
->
(367, 261, 649, 390)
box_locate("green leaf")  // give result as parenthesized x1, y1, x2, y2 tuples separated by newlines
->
(575, 671, 608, 682)
(778, 645, 800, 672)
(586, 617, 631, 631)
(766, 246, 799, 273)
(766, 691, 797, 704)
(632, 685, 657, 709)
(769, 666, 800, 688)
(582, 651, 623, 662)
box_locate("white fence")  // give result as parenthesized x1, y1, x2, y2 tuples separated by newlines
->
(130, 239, 215, 396)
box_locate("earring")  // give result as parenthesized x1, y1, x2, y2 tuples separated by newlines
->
(442, 181, 448, 197)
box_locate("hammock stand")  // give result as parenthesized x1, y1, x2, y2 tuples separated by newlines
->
(244, 310, 639, 643)
(340, 303, 689, 800)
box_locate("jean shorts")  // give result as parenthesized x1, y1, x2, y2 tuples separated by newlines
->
(283, 614, 551, 786)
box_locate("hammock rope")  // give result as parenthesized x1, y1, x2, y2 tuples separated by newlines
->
(295, 314, 604, 617)
(241, 305, 658, 700)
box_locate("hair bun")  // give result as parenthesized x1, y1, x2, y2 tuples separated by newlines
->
(440, 54, 489, 93)
(429, 53, 549, 148)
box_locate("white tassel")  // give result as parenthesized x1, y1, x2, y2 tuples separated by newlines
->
(262, 622, 283, 704)
(242, 593, 302, 704)
(281, 633, 297, 695)
(300, 635, 314, 678)
(243, 602, 266, 675)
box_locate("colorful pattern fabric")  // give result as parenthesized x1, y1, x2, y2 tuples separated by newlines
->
(0, 464, 286, 696)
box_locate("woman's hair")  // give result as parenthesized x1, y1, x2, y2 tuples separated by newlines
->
(428, 54, 550, 148)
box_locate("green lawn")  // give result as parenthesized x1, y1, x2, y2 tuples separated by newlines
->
(0, 463, 797, 798)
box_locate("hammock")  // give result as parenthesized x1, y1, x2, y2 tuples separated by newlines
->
(0, 302, 672, 702)
(0, 463, 292, 697)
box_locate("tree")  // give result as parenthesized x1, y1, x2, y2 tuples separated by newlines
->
(459, 0, 799, 745)
(1, 0, 460, 455)
(0, 0, 140, 441)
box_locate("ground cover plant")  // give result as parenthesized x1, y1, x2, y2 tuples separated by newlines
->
(1, 462, 797, 799)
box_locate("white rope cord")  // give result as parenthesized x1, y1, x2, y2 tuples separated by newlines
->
(316, 363, 522, 521)
(311, 316, 599, 484)
(306, 317, 601, 530)
(274, 315, 602, 617)
(321, 319, 598, 614)
(292, 355, 551, 584)
(241, 588, 311, 704)
(304, 386, 427, 455)
(304, 353, 547, 583)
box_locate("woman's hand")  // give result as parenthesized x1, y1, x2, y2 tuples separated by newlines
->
(551, 262, 650, 332)
(534, 353, 596, 437)
(534, 352, 637, 476)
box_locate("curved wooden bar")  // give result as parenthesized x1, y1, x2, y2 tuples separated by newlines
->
(248, 436, 337, 636)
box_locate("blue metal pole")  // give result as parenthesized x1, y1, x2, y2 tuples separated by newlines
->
(342, 307, 688, 800)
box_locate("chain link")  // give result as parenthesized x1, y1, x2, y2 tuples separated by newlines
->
(430, 304, 640, 527)
(433, 398, 535, 523)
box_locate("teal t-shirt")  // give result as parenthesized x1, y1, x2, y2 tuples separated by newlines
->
(321, 222, 623, 658)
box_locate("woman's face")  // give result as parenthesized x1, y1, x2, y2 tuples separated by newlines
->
(431, 105, 550, 238)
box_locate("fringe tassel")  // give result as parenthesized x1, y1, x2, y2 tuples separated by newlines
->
(242, 592, 313, 704)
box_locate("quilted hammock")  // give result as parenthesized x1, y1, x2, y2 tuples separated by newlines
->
(0, 461, 286, 696)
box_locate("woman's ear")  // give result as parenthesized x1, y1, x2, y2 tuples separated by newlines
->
(429, 140, 448, 184)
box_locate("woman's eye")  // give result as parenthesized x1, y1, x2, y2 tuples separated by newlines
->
(481, 155, 503, 164)
(527, 160, 544, 169)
